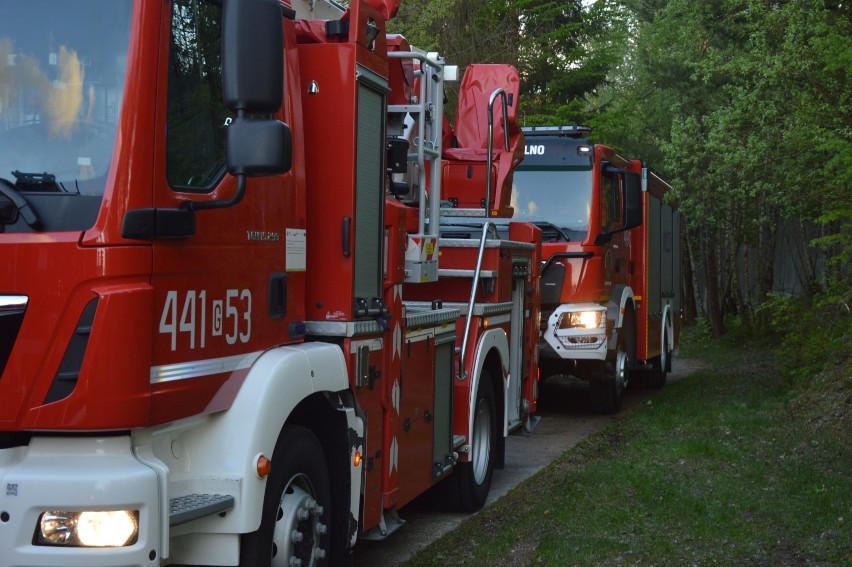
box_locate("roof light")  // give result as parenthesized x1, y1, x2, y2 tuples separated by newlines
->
(520, 125, 592, 138)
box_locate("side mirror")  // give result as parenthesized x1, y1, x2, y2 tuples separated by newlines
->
(221, 0, 290, 178)
(223, 0, 283, 113)
(624, 171, 642, 229)
(227, 120, 292, 176)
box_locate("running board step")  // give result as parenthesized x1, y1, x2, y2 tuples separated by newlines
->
(360, 509, 406, 541)
(170, 493, 235, 526)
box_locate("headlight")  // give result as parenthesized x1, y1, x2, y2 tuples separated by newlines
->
(558, 311, 603, 330)
(37, 510, 139, 547)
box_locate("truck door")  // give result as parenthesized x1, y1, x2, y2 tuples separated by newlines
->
(147, 0, 302, 424)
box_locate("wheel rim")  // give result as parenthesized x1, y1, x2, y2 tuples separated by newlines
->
(470, 396, 492, 485)
(271, 473, 327, 567)
(660, 333, 669, 374)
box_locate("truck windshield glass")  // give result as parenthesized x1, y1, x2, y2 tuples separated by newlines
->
(0, 0, 131, 232)
(511, 168, 593, 241)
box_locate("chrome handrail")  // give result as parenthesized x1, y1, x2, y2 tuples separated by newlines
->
(485, 88, 510, 214)
(458, 221, 494, 379)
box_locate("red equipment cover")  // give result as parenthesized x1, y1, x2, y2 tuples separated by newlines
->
(364, 0, 399, 20)
(446, 64, 521, 158)
(442, 64, 525, 216)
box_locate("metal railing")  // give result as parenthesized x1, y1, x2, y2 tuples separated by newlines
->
(458, 221, 494, 379)
(485, 88, 510, 214)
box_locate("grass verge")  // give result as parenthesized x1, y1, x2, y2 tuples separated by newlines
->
(404, 327, 851, 566)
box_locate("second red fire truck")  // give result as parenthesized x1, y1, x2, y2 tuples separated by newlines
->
(510, 126, 681, 413)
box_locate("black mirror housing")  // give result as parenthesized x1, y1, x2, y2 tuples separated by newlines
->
(227, 119, 292, 176)
(223, 0, 283, 113)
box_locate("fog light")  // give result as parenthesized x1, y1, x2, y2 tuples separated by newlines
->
(37, 510, 138, 547)
(39, 512, 73, 544)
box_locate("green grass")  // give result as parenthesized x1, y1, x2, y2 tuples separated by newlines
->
(404, 326, 852, 566)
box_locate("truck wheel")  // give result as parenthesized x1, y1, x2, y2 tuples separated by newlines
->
(240, 425, 331, 567)
(446, 374, 497, 512)
(590, 360, 623, 414)
(645, 331, 669, 389)
(590, 312, 633, 414)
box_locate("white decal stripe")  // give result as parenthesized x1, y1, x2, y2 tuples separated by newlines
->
(150, 350, 264, 384)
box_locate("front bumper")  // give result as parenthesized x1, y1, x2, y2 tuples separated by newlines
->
(0, 436, 160, 567)
(541, 303, 607, 361)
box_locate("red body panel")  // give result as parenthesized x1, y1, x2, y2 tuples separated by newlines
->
(0, 238, 152, 430)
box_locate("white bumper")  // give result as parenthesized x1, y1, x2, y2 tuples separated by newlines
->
(0, 436, 160, 567)
(541, 302, 608, 361)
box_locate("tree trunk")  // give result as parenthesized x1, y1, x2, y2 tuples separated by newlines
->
(681, 221, 698, 324)
(703, 224, 725, 338)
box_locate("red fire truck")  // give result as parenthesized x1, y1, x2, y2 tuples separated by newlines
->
(507, 126, 681, 413)
(0, 0, 540, 565)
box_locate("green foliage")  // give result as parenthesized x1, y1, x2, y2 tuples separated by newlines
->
(587, 0, 852, 334)
(388, 0, 626, 126)
(757, 290, 852, 379)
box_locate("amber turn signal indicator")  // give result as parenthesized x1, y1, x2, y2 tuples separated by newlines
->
(256, 455, 272, 478)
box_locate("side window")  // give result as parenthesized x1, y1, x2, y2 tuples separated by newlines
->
(600, 172, 622, 232)
(167, 0, 232, 191)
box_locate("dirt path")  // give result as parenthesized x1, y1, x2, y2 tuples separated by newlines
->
(353, 357, 703, 566)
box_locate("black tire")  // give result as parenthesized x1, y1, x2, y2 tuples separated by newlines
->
(645, 331, 669, 389)
(590, 360, 622, 414)
(240, 425, 331, 567)
(590, 311, 634, 414)
(621, 310, 637, 390)
(445, 373, 497, 512)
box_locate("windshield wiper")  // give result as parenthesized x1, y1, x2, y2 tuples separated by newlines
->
(0, 177, 42, 230)
(532, 221, 572, 242)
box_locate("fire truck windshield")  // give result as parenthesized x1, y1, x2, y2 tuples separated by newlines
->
(0, 0, 132, 232)
(511, 168, 593, 242)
